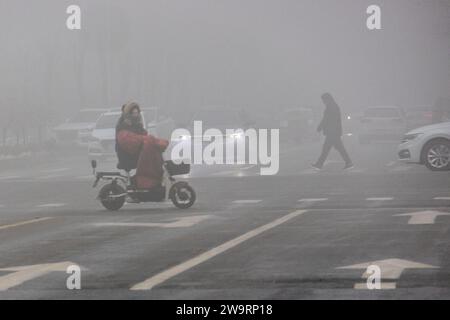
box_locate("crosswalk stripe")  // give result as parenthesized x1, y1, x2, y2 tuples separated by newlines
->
(36, 203, 66, 208)
(232, 200, 262, 204)
(298, 198, 328, 202)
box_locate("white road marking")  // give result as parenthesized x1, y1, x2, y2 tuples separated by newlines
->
(354, 282, 397, 290)
(37, 174, 66, 180)
(0, 175, 21, 180)
(94, 215, 211, 229)
(40, 168, 69, 173)
(298, 198, 328, 203)
(0, 261, 77, 291)
(394, 210, 450, 225)
(232, 200, 262, 204)
(366, 197, 393, 201)
(433, 197, 450, 200)
(338, 258, 438, 282)
(0, 217, 53, 231)
(36, 203, 66, 208)
(131, 209, 308, 290)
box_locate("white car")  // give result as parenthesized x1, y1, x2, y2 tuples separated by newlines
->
(398, 121, 450, 171)
(88, 108, 175, 160)
(359, 106, 407, 144)
(53, 108, 108, 146)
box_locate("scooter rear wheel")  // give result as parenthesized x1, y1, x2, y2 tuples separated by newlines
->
(99, 183, 126, 211)
(170, 182, 196, 209)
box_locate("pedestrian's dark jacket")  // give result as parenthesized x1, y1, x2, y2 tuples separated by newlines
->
(317, 94, 343, 137)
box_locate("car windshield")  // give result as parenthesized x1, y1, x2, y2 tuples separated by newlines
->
(96, 114, 121, 129)
(193, 110, 239, 126)
(71, 110, 105, 123)
(365, 108, 400, 118)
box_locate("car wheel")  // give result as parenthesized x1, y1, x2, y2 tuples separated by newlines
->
(423, 139, 450, 171)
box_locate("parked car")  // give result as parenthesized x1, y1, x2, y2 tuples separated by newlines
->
(53, 108, 108, 146)
(405, 106, 433, 131)
(358, 106, 407, 144)
(398, 121, 450, 171)
(88, 108, 175, 160)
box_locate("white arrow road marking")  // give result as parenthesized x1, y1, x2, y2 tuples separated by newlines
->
(36, 203, 66, 208)
(94, 215, 212, 229)
(366, 197, 393, 201)
(131, 209, 307, 290)
(394, 210, 450, 225)
(232, 200, 262, 204)
(434, 197, 450, 200)
(0, 217, 53, 231)
(337, 258, 438, 289)
(0, 261, 80, 291)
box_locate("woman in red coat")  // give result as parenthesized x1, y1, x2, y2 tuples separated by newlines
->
(116, 102, 169, 189)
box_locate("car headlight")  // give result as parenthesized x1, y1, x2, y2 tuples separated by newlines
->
(401, 133, 423, 143)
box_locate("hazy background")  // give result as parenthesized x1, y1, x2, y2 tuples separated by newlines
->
(0, 0, 449, 133)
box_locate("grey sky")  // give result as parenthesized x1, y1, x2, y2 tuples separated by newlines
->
(0, 0, 448, 120)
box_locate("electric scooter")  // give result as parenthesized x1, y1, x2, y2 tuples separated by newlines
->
(91, 159, 196, 210)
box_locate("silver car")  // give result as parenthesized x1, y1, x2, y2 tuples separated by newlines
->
(398, 122, 450, 171)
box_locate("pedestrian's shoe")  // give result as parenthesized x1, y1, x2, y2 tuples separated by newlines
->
(311, 163, 323, 171)
(343, 163, 354, 170)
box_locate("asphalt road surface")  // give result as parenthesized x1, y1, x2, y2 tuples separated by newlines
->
(1, 137, 450, 299)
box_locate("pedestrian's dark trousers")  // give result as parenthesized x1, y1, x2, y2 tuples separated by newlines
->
(316, 135, 352, 166)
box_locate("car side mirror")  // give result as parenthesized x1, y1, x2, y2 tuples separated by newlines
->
(91, 160, 97, 169)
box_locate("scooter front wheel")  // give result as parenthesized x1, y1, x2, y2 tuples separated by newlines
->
(170, 182, 196, 209)
(98, 183, 126, 211)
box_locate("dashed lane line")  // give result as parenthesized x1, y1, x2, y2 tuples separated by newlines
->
(0, 217, 53, 231)
(36, 203, 66, 208)
(232, 200, 262, 204)
(298, 198, 328, 203)
(130, 209, 308, 290)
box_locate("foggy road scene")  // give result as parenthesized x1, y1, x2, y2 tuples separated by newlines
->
(1, 0, 450, 302)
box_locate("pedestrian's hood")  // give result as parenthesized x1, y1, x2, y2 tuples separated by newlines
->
(408, 121, 450, 134)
